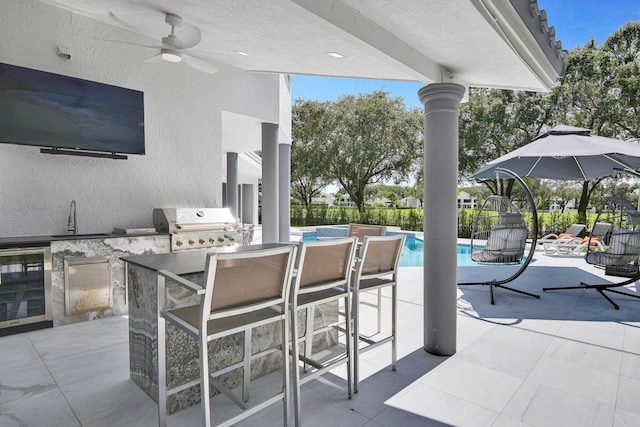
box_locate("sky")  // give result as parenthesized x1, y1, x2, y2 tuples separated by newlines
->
(290, 0, 640, 109)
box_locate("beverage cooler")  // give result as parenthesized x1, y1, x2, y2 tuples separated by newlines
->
(0, 247, 52, 334)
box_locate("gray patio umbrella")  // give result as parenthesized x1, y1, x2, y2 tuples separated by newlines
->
(471, 125, 640, 180)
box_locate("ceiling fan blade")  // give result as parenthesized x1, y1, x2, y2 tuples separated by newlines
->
(183, 54, 218, 74)
(100, 39, 161, 50)
(144, 53, 163, 63)
(109, 11, 145, 34)
(108, 11, 161, 45)
(176, 26, 201, 49)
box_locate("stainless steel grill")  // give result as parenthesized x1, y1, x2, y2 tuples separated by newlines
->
(153, 208, 243, 251)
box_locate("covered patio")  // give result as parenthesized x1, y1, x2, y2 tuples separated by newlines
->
(2, 245, 639, 426)
(0, 0, 579, 425)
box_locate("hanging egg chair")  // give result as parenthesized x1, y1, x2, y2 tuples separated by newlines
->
(543, 193, 640, 309)
(458, 168, 539, 304)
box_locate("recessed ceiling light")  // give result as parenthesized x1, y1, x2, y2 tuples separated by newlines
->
(327, 52, 344, 58)
(235, 51, 249, 56)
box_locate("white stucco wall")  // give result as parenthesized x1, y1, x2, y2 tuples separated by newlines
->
(0, 0, 286, 237)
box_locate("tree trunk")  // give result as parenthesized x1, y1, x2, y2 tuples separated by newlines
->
(577, 181, 589, 224)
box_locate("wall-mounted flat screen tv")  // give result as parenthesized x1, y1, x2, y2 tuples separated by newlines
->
(0, 62, 144, 157)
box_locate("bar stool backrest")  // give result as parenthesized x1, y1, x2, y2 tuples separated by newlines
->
(348, 224, 386, 242)
(203, 246, 296, 315)
(295, 237, 359, 292)
(357, 234, 405, 279)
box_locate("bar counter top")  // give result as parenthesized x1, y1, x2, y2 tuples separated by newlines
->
(121, 243, 289, 275)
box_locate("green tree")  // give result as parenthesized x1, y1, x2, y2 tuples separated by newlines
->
(458, 88, 551, 197)
(291, 99, 335, 207)
(552, 181, 582, 213)
(600, 22, 640, 139)
(328, 91, 423, 212)
(550, 39, 619, 222)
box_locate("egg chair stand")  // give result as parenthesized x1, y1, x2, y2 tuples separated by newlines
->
(543, 193, 640, 310)
(458, 168, 539, 304)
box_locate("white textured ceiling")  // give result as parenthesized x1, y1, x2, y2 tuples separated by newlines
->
(34, 0, 566, 155)
(36, 0, 565, 90)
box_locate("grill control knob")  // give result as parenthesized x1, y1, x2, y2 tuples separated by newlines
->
(209, 238, 215, 244)
(175, 240, 183, 247)
(199, 239, 206, 244)
(218, 237, 225, 243)
(188, 239, 195, 245)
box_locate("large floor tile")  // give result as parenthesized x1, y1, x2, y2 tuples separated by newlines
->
(0, 388, 81, 427)
(61, 367, 156, 425)
(620, 351, 640, 381)
(45, 341, 130, 388)
(27, 319, 126, 361)
(616, 375, 640, 415)
(542, 336, 623, 376)
(455, 324, 552, 379)
(0, 373, 57, 405)
(416, 358, 522, 412)
(383, 382, 500, 426)
(525, 356, 619, 405)
(502, 381, 615, 427)
(614, 407, 640, 427)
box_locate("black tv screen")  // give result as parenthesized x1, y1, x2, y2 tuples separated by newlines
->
(0, 62, 145, 155)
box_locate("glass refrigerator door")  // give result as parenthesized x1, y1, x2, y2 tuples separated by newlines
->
(0, 248, 50, 324)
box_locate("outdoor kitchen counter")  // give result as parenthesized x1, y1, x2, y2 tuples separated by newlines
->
(0, 232, 166, 249)
(122, 243, 334, 415)
(121, 242, 282, 274)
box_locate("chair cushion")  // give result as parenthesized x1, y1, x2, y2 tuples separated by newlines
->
(586, 230, 640, 266)
(472, 225, 526, 264)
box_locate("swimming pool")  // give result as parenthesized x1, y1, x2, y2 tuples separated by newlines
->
(300, 235, 474, 267)
(399, 237, 474, 267)
(400, 237, 534, 267)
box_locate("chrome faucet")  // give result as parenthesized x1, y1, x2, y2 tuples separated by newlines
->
(67, 200, 77, 235)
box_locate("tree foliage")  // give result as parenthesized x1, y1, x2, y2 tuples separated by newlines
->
(329, 91, 423, 211)
(458, 88, 552, 197)
(459, 22, 640, 221)
(600, 22, 640, 139)
(291, 99, 335, 208)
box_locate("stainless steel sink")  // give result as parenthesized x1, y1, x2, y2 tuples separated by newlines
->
(51, 233, 111, 239)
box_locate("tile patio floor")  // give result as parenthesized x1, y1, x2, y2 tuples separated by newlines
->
(1, 233, 640, 426)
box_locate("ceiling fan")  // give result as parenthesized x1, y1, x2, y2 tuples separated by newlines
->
(107, 11, 218, 74)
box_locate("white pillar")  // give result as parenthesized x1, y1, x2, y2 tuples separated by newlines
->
(226, 152, 239, 219)
(278, 143, 291, 242)
(262, 123, 279, 243)
(418, 83, 465, 356)
(241, 183, 255, 224)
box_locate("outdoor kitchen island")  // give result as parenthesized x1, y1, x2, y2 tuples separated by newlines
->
(122, 243, 341, 416)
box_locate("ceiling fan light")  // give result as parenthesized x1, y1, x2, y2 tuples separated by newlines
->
(161, 49, 182, 63)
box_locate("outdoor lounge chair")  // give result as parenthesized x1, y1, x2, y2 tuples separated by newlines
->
(544, 196, 640, 309)
(536, 223, 586, 250)
(458, 172, 540, 305)
(543, 222, 610, 256)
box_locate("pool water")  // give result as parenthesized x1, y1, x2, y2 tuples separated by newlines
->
(299, 234, 518, 267)
(400, 237, 475, 267)
(400, 237, 533, 267)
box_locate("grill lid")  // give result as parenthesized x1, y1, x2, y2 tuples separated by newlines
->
(153, 208, 238, 233)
